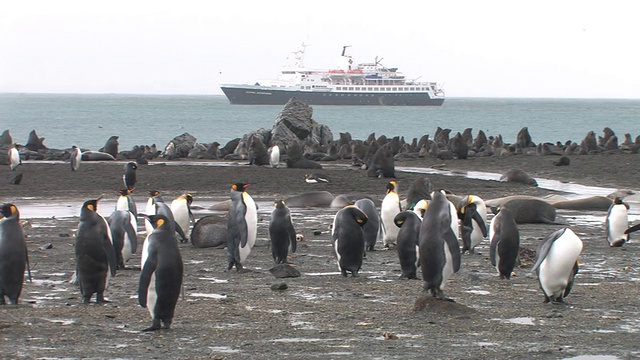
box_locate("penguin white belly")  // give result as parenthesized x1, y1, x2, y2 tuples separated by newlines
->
(471, 205, 487, 248)
(269, 145, 280, 168)
(144, 199, 156, 234)
(493, 240, 502, 274)
(116, 197, 127, 211)
(334, 239, 342, 271)
(122, 214, 136, 263)
(539, 233, 583, 298)
(9, 148, 20, 170)
(239, 194, 258, 263)
(471, 220, 485, 248)
(440, 241, 455, 290)
(171, 200, 190, 236)
(146, 272, 157, 318)
(141, 234, 151, 268)
(607, 206, 628, 244)
(381, 194, 400, 246)
(448, 202, 459, 240)
(414, 244, 420, 269)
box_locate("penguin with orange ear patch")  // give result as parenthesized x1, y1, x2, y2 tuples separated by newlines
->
(75, 199, 117, 303)
(332, 205, 368, 277)
(139, 214, 183, 331)
(227, 183, 257, 272)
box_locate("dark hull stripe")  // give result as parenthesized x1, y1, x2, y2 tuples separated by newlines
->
(220, 87, 445, 106)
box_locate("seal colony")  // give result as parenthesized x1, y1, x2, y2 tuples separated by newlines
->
(0, 98, 639, 358)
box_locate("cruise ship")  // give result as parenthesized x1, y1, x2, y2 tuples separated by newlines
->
(220, 45, 445, 106)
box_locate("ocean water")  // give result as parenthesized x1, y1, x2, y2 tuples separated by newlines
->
(1, 93, 639, 152)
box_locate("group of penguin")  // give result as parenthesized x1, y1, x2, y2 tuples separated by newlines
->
(2, 153, 639, 331)
(331, 178, 637, 303)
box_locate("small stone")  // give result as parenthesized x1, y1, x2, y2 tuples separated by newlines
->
(269, 264, 301, 278)
(270, 282, 288, 291)
(39, 243, 53, 250)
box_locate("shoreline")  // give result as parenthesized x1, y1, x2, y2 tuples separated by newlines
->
(1, 152, 640, 359)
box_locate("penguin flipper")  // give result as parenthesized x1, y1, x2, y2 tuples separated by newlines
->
(287, 223, 297, 253)
(472, 211, 488, 237)
(531, 228, 566, 273)
(563, 261, 580, 298)
(189, 208, 196, 225)
(174, 222, 187, 242)
(138, 258, 157, 307)
(444, 229, 461, 272)
(624, 223, 640, 235)
(489, 231, 499, 267)
(125, 218, 138, 254)
(101, 232, 118, 277)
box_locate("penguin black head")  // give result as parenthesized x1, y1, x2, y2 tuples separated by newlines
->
(186, 193, 193, 205)
(81, 199, 99, 212)
(148, 190, 160, 197)
(231, 183, 250, 192)
(0, 203, 19, 219)
(613, 197, 624, 205)
(118, 188, 134, 196)
(125, 162, 137, 171)
(274, 199, 286, 209)
(385, 180, 397, 193)
(145, 214, 170, 229)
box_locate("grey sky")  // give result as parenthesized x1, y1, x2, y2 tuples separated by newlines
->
(1, 0, 638, 98)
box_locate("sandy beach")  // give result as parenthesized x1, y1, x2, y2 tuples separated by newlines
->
(1, 153, 639, 359)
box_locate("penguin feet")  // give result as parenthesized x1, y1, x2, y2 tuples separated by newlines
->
(142, 319, 162, 332)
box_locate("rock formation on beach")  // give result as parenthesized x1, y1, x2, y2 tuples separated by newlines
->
(1, 98, 639, 170)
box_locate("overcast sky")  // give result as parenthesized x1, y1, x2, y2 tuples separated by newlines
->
(2, 1, 639, 98)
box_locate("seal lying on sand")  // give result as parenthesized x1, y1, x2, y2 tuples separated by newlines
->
(499, 169, 538, 186)
(549, 196, 613, 211)
(492, 198, 558, 224)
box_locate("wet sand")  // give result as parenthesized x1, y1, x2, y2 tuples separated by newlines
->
(1, 154, 639, 359)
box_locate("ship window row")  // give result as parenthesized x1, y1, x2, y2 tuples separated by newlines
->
(300, 86, 428, 91)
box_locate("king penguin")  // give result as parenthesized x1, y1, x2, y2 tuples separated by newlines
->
(171, 193, 195, 243)
(116, 188, 137, 217)
(144, 190, 160, 235)
(458, 195, 488, 254)
(269, 144, 280, 168)
(532, 228, 583, 303)
(354, 198, 380, 252)
(144, 190, 186, 242)
(606, 197, 629, 247)
(75, 199, 117, 303)
(488, 206, 520, 279)
(108, 208, 138, 270)
(393, 210, 422, 279)
(0, 203, 30, 305)
(227, 183, 258, 272)
(8, 145, 21, 171)
(268, 200, 297, 264)
(139, 214, 183, 331)
(419, 190, 461, 298)
(123, 162, 138, 190)
(70, 145, 82, 171)
(332, 205, 368, 277)
(380, 180, 402, 249)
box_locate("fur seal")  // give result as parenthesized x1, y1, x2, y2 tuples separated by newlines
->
(495, 198, 558, 224)
(284, 191, 335, 208)
(499, 169, 538, 186)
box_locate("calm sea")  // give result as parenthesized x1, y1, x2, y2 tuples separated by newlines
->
(1, 93, 639, 151)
